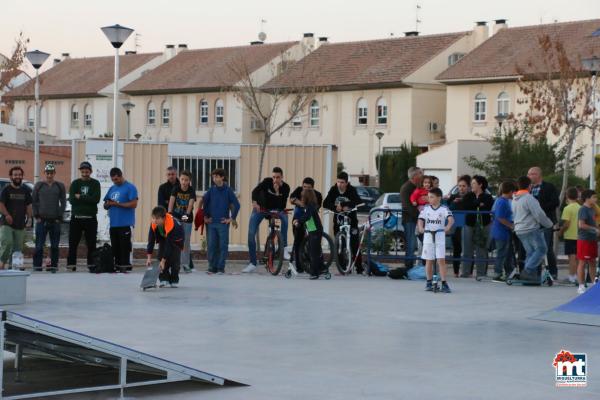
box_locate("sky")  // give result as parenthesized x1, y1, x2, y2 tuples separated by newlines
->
(2, 0, 600, 73)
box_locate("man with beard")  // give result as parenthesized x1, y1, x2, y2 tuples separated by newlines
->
(0, 167, 33, 269)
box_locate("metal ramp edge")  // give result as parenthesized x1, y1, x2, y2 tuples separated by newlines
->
(1, 310, 246, 399)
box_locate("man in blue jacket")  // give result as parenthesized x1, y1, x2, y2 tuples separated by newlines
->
(203, 168, 240, 274)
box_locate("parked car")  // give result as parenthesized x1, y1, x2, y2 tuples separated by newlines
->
(367, 192, 404, 252)
(356, 186, 381, 212)
(0, 178, 71, 222)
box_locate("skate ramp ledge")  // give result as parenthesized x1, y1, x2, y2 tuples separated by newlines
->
(530, 283, 600, 327)
(1, 310, 247, 399)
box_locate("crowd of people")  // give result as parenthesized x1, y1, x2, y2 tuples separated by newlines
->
(400, 166, 598, 294)
(0, 162, 598, 294)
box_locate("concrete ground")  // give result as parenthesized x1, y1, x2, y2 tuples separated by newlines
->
(3, 265, 599, 400)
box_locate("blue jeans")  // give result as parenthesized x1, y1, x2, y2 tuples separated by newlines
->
(516, 230, 547, 274)
(493, 238, 513, 275)
(207, 223, 229, 272)
(34, 220, 61, 268)
(248, 209, 288, 266)
(402, 221, 417, 268)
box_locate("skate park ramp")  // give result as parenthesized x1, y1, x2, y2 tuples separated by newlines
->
(531, 283, 600, 327)
(0, 310, 246, 399)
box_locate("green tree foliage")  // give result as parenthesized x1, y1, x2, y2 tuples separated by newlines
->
(464, 126, 583, 188)
(376, 142, 420, 193)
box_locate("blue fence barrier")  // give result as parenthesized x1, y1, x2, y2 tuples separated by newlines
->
(366, 207, 498, 266)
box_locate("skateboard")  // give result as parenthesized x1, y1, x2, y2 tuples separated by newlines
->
(141, 262, 161, 291)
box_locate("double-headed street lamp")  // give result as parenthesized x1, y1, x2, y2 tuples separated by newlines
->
(582, 56, 600, 190)
(25, 50, 50, 184)
(101, 24, 134, 167)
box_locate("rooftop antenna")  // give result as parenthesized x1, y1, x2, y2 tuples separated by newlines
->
(415, 1, 422, 32)
(258, 18, 267, 42)
(134, 33, 142, 52)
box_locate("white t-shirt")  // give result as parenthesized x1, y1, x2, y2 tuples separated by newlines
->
(418, 204, 452, 232)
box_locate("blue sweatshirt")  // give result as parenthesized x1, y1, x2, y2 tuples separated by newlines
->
(203, 184, 240, 221)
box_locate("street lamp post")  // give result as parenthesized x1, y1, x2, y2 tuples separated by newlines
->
(122, 102, 135, 140)
(101, 24, 134, 167)
(375, 131, 384, 189)
(582, 56, 600, 190)
(494, 113, 507, 130)
(25, 50, 50, 184)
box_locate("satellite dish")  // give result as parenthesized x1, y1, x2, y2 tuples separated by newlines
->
(258, 31, 267, 41)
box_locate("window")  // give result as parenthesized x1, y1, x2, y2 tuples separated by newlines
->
(474, 93, 487, 121)
(147, 102, 156, 126)
(161, 102, 170, 126)
(200, 100, 208, 124)
(309, 100, 320, 127)
(27, 106, 34, 129)
(250, 117, 264, 131)
(291, 115, 302, 128)
(357, 98, 368, 125)
(40, 105, 47, 128)
(170, 156, 238, 193)
(448, 52, 465, 66)
(71, 105, 79, 128)
(376, 98, 388, 125)
(497, 92, 509, 117)
(84, 104, 92, 128)
(215, 99, 224, 124)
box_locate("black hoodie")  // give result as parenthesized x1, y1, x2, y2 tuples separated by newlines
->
(252, 178, 290, 210)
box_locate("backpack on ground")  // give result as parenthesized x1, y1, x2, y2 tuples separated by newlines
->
(89, 244, 116, 273)
(387, 267, 408, 280)
(407, 265, 426, 280)
(368, 260, 390, 277)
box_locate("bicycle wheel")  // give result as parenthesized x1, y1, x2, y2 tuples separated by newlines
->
(300, 233, 336, 273)
(264, 231, 284, 276)
(335, 231, 352, 275)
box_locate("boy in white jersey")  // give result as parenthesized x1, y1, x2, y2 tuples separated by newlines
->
(417, 188, 454, 293)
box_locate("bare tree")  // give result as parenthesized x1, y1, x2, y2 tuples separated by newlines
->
(225, 52, 323, 182)
(515, 34, 599, 201)
(0, 32, 29, 116)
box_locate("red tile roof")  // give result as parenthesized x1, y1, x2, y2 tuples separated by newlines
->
(437, 19, 600, 82)
(261, 32, 467, 91)
(121, 42, 298, 95)
(4, 52, 161, 100)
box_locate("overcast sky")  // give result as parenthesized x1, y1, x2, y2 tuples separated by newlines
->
(2, 0, 599, 70)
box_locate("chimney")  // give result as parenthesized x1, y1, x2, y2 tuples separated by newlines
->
(125, 51, 137, 55)
(302, 32, 316, 52)
(53, 58, 61, 67)
(177, 44, 188, 54)
(61, 53, 70, 61)
(250, 41, 264, 45)
(164, 44, 176, 60)
(493, 19, 508, 35)
(404, 31, 419, 37)
(473, 21, 489, 46)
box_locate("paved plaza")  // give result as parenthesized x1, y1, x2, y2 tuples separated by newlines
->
(2, 266, 599, 399)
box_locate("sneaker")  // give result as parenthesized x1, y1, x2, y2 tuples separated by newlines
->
(425, 281, 433, 292)
(182, 266, 192, 273)
(441, 282, 452, 293)
(159, 281, 168, 288)
(67, 265, 76, 272)
(217, 272, 225, 275)
(170, 282, 179, 288)
(33, 266, 43, 272)
(492, 274, 505, 282)
(242, 263, 257, 273)
(284, 248, 291, 261)
(577, 285, 586, 294)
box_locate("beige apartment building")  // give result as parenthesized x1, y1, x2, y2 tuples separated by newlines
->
(262, 25, 490, 184)
(120, 35, 319, 144)
(419, 19, 600, 193)
(5, 51, 167, 143)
